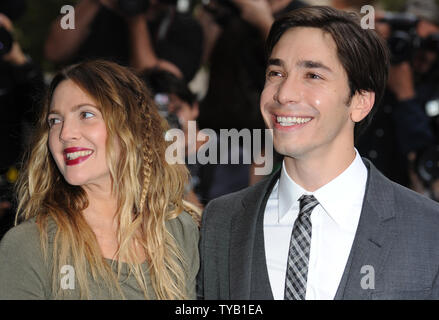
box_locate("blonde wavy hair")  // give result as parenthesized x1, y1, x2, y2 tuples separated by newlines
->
(15, 60, 200, 299)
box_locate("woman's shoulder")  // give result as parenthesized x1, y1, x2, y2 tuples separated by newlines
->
(166, 210, 200, 294)
(0, 218, 41, 250)
(166, 210, 200, 260)
(1, 216, 58, 245)
(168, 211, 198, 233)
(0, 218, 51, 299)
(167, 210, 199, 239)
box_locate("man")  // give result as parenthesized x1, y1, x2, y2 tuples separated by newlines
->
(197, 6, 439, 300)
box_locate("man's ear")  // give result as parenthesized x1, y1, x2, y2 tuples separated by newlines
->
(350, 90, 375, 123)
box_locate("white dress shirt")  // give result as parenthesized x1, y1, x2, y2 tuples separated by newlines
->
(264, 150, 368, 300)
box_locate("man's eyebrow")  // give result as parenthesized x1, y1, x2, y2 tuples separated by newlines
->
(48, 104, 97, 115)
(267, 58, 284, 68)
(297, 60, 333, 73)
(267, 58, 333, 73)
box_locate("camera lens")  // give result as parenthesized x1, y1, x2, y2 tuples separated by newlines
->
(0, 27, 13, 57)
(388, 31, 416, 64)
(416, 145, 439, 183)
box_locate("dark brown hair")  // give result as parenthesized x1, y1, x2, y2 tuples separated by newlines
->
(266, 6, 389, 138)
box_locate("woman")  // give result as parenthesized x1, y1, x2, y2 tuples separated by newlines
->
(0, 60, 200, 299)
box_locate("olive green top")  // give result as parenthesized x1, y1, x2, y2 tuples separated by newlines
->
(0, 211, 199, 300)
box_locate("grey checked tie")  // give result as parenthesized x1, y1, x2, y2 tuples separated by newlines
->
(284, 194, 319, 300)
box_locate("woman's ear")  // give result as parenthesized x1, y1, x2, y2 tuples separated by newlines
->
(350, 90, 375, 123)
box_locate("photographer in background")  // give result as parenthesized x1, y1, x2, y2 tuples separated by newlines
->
(141, 68, 252, 207)
(0, 0, 44, 238)
(357, 0, 439, 199)
(197, 0, 307, 133)
(44, 0, 203, 82)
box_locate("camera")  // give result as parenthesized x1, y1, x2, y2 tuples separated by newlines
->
(378, 12, 421, 64)
(0, 27, 13, 57)
(202, 0, 240, 26)
(415, 97, 439, 185)
(420, 33, 439, 52)
(117, 0, 177, 16)
(0, 0, 27, 58)
(416, 145, 439, 184)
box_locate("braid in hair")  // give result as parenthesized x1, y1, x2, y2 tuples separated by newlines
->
(182, 200, 201, 227)
(139, 101, 154, 215)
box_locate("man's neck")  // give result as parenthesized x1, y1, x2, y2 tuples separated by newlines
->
(283, 147, 357, 192)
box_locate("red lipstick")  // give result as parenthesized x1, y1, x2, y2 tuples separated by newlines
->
(63, 147, 93, 166)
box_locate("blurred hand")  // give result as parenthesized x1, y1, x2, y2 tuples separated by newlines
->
(374, 10, 391, 40)
(388, 62, 415, 101)
(99, 0, 118, 11)
(0, 201, 11, 219)
(417, 19, 439, 38)
(232, 0, 274, 34)
(430, 179, 439, 201)
(0, 13, 27, 65)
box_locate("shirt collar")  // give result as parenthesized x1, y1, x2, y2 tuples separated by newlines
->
(277, 149, 368, 230)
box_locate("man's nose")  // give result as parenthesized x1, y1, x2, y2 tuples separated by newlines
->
(274, 74, 302, 105)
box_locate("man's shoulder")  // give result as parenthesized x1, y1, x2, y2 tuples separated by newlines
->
(367, 160, 439, 225)
(390, 179, 439, 222)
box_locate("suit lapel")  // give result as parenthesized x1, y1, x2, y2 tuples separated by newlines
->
(335, 159, 398, 299)
(229, 170, 280, 299)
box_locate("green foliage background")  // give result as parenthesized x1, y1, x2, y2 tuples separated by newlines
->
(13, 0, 77, 71)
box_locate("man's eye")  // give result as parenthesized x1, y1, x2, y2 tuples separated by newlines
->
(267, 70, 283, 78)
(307, 73, 322, 80)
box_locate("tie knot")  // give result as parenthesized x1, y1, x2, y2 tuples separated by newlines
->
(298, 195, 319, 217)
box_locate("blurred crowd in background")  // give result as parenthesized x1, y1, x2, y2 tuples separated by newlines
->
(2, 0, 439, 238)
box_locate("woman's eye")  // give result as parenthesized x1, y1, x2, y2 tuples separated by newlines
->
(48, 118, 60, 127)
(81, 111, 94, 119)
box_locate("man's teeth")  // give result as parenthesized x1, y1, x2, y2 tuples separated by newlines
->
(66, 150, 92, 160)
(276, 116, 312, 126)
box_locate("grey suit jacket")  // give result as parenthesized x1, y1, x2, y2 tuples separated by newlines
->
(197, 158, 439, 299)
